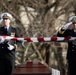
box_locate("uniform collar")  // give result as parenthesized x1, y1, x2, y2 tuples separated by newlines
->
(74, 30, 76, 32)
(5, 25, 10, 30)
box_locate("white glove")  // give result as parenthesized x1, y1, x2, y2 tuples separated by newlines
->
(68, 16, 76, 22)
(0, 36, 5, 43)
(62, 22, 72, 30)
(7, 43, 14, 50)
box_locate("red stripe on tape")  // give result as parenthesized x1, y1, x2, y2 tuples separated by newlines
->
(64, 37, 70, 40)
(37, 38, 44, 42)
(51, 37, 57, 41)
(24, 38, 32, 42)
(11, 37, 17, 40)
(3, 35, 7, 38)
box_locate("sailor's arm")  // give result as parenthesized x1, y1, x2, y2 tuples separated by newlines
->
(57, 22, 72, 36)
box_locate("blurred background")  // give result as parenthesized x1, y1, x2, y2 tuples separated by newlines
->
(0, 0, 76, 75)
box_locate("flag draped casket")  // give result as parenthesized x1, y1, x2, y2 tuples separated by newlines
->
(13, 61, 51, 75)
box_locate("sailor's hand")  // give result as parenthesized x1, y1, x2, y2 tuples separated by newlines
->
(0, 36, 5, 43)
(7, 43, 15, 50)
(62, 22, 72, 30)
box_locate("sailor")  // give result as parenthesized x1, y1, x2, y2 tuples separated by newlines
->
(57, 16, 76, 75)
(0, 12, 21, 75)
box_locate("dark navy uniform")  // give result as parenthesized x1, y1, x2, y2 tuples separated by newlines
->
(0, 26, 21, 75)
(57, 28, 76, 75)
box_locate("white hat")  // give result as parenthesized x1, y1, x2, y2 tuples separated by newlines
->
(1, 12, 12, 19)
(68, 16, 76, 22)
(0, 12, 13, 23)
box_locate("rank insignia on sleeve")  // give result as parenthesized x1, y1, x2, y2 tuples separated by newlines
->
(59, 30, 65, 34)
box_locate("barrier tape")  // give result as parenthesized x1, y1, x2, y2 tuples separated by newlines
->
(0, 35, 76, 42)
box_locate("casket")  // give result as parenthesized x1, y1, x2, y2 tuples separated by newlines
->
(13, 61, 51, 75)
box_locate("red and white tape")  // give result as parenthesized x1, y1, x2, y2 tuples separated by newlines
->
(0, 35, 76, 43)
